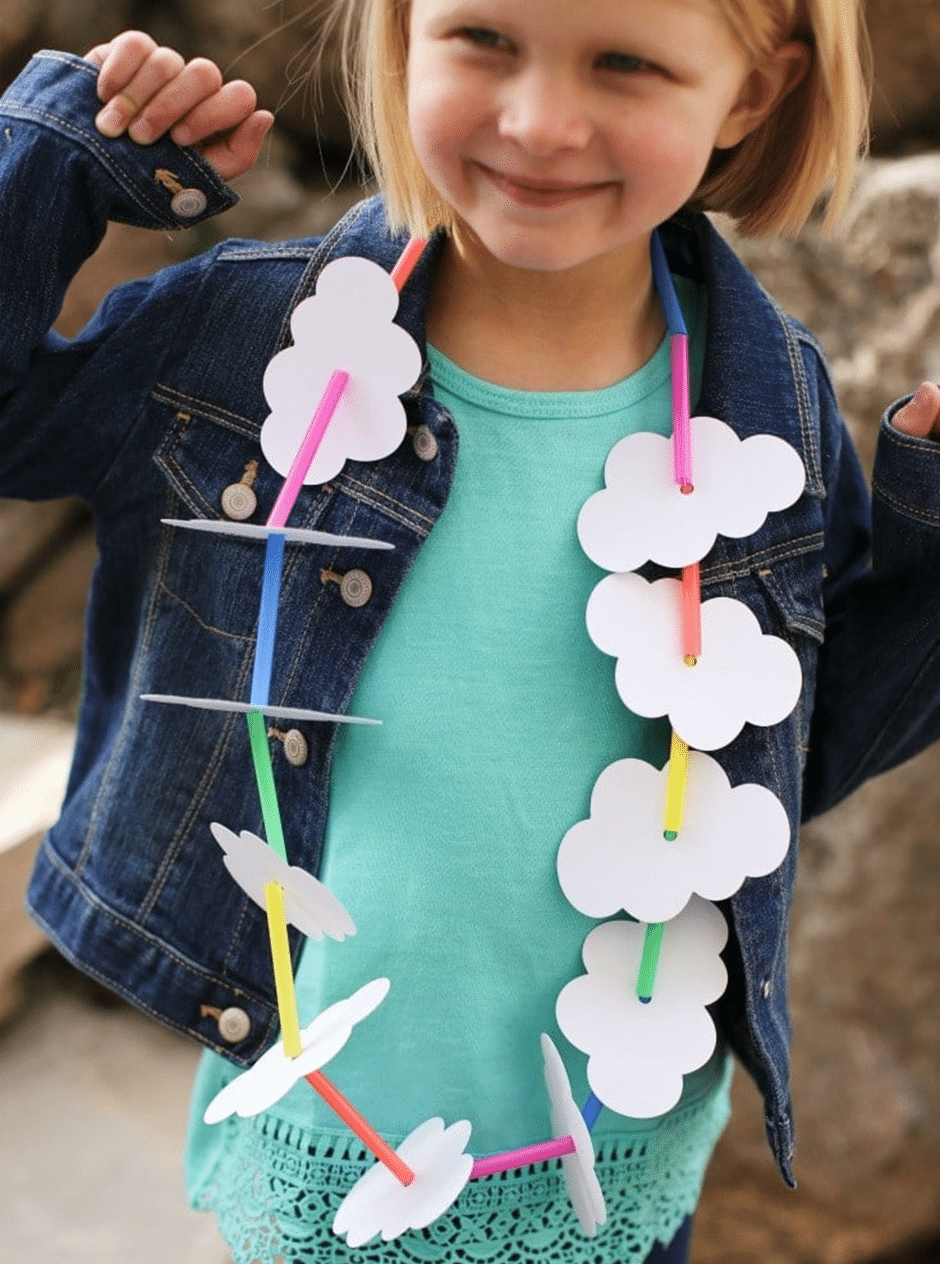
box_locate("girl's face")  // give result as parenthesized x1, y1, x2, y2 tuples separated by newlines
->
(406, 0, 767, 277)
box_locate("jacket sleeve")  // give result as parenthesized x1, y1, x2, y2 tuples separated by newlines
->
(801, 345, 940, 818)
(0, 50, 238, 500)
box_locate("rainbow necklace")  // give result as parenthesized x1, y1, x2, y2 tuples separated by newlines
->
(144, 229, 805, 1246)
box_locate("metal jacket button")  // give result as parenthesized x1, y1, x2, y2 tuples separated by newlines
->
(217, 1006, 251, 1043)
(412, 424, 438, 461)
(283, 728, 309, 767)
(221, 482, 257, 520)
(321, 567, 373, 608)
(171, 187, 208, 218)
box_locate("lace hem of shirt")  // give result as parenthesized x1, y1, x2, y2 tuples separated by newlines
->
(192, 1056, 732, 1264)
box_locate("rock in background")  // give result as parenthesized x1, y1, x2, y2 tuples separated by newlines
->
(691, 155, 940, 1264)
(1, 5, 939, 1264)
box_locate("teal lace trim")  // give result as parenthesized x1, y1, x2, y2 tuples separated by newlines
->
(193, 1055, 731, 1264)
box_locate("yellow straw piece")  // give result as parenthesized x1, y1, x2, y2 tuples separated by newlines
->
(264, 881, 303, 1058)
(663, 733, 690, 840)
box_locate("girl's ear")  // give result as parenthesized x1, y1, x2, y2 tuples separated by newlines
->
(715, 40, 811, 150)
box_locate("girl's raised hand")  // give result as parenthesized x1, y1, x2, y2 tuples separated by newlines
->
(85, 31, 274, 181)
(892, 382, 940, 442)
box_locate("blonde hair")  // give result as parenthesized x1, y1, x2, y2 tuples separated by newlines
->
(322, 0, 870, 238)
(691, 0, 871, 234)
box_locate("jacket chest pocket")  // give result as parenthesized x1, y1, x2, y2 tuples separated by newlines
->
(148, 395, 341, 699)
(152, 398, 279, 634)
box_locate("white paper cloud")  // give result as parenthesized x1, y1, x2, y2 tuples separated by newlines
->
(541, 1034, 607, 1237)
(555, 900, 727, 1118)
(333, 1118, 474, 1247)
(577, 416, 805, 572)
(557, 753, 790, 924)
(203, 978, 389, 1123)
(210, 823, 356, 942)
(260, 256, 422, 486)
(586, 573, 802, 750)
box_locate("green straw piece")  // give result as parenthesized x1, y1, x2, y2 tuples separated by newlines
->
(245, 710, 289, 862)
(636, 922, 665, 1003)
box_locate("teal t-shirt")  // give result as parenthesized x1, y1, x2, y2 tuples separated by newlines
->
(186, 276, 732, 1263)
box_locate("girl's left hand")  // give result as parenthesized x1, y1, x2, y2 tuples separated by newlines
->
(892, 382, 940, 441)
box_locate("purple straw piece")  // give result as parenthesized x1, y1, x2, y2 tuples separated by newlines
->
(671, 334, 691, 489)
(267, 369, 350, 529)
(470, 1135, 577, 1179)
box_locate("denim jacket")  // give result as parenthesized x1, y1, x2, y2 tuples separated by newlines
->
(3, 52, 940, 1187)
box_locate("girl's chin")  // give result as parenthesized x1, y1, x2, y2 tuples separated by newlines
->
(455, 222, 627, 277)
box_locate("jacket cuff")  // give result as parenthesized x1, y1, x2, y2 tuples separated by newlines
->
(0, 50, 239, 230)
(872, 398, 940, 530)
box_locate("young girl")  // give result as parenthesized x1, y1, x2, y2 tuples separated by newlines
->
(2, 2, 940, 1262)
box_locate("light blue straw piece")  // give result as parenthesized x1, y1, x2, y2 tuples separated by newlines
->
(250, 532, 285, 707)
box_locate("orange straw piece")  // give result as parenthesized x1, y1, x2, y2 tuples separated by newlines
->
(306, 1069, 415, 1186)
(680, 563, 701, 664)
(390, 236, 428, 293)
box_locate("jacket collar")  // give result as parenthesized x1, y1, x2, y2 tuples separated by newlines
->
(287, 197, 817, 490)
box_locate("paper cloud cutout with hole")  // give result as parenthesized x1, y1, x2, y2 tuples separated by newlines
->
(203, 978, 389, 1124)
(557, 753, 790, 924)
(333, 1118, 474, 1246)
(586, 573, 801, 750)
(556, 900, 727, 1118)
(541, 1034, 607, 1237)
(577, 416, 806, 572)
(260, 256, 422, 486)
(210, 823, 356, 942)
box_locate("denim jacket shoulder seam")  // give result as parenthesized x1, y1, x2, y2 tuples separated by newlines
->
(217, 244, 319, 263)
(271, 200, 376, 353)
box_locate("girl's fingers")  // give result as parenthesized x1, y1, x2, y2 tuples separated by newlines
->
(95, 43, 187, 139)
(84, 44, 112, 70)
(892, 382, 940, 441)
(87, 30, 270, 180)
(91, 31, 160, 105)
(169, 78, 258, 149)
(122, 58, 225, 145)
(199, 110, 275, 181)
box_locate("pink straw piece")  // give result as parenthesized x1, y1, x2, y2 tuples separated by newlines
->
(390, 236, 428, 293)
(671, 334, 692, 490)
(266, 370, 350, 529)
(470, 1135, 577, 1179)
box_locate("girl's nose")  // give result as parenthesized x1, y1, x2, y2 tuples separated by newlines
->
(497, 70, 593, 156)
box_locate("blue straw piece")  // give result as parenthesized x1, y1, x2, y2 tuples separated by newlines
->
(250, 532, 286, 707)
(582, 1093, 604, 1132)
(650, 230, 688, 338)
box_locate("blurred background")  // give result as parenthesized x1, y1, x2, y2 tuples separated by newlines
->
(0, 2, 938, 1261)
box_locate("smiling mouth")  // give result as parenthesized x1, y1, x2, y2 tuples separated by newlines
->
(477, 165, 614, 208)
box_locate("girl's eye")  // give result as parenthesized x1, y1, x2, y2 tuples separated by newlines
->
(596, 52, 655, 75)
(456, 27, 513, 52)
